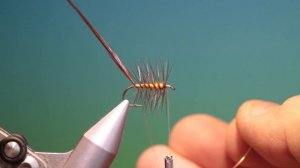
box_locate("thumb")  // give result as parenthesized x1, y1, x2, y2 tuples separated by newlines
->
(235, 96, 300, 167)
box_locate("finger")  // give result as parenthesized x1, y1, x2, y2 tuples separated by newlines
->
(169, 114, 232, 167)
(136, 144, 200, 168)
(235, 96, 300, 167)
(227, 118, 276, 168)
(281, 95, 300, 163)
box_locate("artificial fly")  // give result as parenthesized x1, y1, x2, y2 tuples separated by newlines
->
(67, 1, 253, 168)
(67, 0, 175, 113)
(123, 62, 175, 111)
(67, 1, 176, 167)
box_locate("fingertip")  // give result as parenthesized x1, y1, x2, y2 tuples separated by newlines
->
(237, 100, 278, 120)
(170, 114, 221, 143)
(235, 100, 279, 136)
(170, 113, 225, 152)
(235, 99, 280, 150)
(136, 145, 165, 168)
(227, 119, 248, 162)
(282, 95, 300, 109)
(227, 119, 273, 168)
(280, 95, 300, 163)
(169, 114, 230, 167)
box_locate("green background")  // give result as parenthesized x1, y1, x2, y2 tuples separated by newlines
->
(1, 0, 300, 167)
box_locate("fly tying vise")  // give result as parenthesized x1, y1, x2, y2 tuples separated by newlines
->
(67, 0, 175, 109)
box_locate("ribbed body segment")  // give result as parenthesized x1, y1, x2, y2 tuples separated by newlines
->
(134, 82, 166, 90)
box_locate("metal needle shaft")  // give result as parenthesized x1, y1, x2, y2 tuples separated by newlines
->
(165, 156, 173, 168)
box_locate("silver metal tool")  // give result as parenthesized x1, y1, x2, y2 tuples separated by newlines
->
(0, 100, 129, 168)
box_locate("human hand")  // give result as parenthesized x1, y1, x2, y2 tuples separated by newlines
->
(136, 95, 300, 168)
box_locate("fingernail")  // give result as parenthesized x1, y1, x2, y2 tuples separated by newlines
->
(248, 101, 274, 117)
